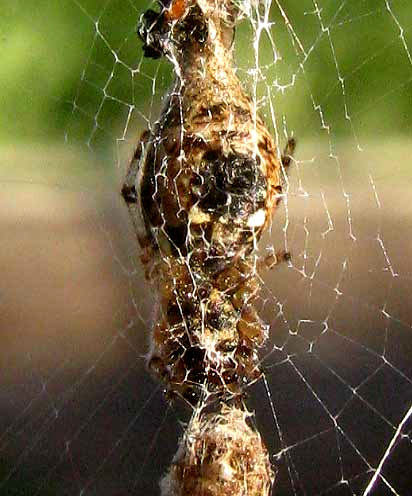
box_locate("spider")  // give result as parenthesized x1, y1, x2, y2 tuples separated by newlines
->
(122, 0, 295, 405)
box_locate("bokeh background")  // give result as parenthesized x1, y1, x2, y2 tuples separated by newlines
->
(1, 1, 412, 495)
(2, 0, 412, 146)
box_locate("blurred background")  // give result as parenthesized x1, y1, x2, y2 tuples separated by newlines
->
(2, 0, 412, 146)
(1, 1, 412, 495)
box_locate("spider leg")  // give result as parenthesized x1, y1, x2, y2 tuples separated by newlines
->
(121, 129, 149, 204)
(121, 130, 152, 249)
(281, 137, 296, 170)
(274, 136, 296, 210)
(259, 249, 291, 271)
(266, 139, 296, 267)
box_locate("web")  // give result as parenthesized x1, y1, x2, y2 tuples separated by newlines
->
(1, 1, 412, 495)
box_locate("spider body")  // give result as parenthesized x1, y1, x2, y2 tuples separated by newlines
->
(122, 0, 294, 404)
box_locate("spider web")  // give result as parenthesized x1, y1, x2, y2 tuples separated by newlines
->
(1, 1, 412, 495)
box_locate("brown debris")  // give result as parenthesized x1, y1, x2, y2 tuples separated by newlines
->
(160, 404, 274, 496)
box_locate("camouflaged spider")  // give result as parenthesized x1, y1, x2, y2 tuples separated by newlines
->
(121, 0, 295, 405)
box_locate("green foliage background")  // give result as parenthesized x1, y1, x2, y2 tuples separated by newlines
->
(1, 0, 411, 149)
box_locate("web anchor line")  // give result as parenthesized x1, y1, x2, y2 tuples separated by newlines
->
(121, 1, 295, 494)
(363, 403, 412, 496)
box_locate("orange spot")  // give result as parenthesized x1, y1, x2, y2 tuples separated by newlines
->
(167, 0, 187, 21)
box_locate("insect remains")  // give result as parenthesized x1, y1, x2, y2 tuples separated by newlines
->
(121, 1, 295, 494)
